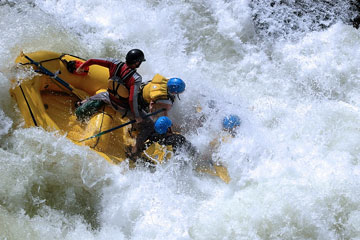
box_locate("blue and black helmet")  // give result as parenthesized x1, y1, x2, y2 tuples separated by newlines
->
(167, 78, 186, 94)
(154, 116, 172, 134)
(222, 115, 241, 130)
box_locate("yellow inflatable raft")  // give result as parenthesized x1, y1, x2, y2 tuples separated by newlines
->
(10, 51, 162, 164)
(9, 51, 230, 183)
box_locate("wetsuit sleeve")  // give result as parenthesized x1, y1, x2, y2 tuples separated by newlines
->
(79, 58, 119, 74)
(129, 73, 142, 118)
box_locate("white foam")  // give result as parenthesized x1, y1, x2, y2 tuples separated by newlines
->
(1, 1, 360, 239)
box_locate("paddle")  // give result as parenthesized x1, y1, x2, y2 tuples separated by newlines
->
(21, 52, 88, 100)
(78, 108, 166, 142)
(211, 161, 231, 184)
(196, 158, 231, 184)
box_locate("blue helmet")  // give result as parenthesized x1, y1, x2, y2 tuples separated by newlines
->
(222, 115, 241, 130)
(167, 78, 186, 94)
(154, 116, 172, 134)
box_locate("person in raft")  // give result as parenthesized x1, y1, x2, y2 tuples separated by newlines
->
(138, 75, 186, 121)
(196, 114, 241, 170)
(146, 116, 198, 157)
(75, 49, 152, 160)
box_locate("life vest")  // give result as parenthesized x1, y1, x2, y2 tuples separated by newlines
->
(107, 62, 135, 100)
(142, 74, 175, 105)
(142, 142, 173, 164)
(142, 132, 191, 164)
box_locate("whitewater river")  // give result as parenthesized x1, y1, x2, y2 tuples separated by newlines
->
(1, 1, 360, 239)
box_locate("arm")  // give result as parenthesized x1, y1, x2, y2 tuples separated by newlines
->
(150, 101, 172, 116)
(76, 58, 119, 74)
(128, 73, 142, 120)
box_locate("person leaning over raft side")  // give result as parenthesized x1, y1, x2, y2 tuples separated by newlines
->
(75, 49, 153, 160)
(145, 116, 198, 158)
(209, 114, 241, 153)
(199, 114, 241, 164)
(139, 75, 186, 120)
(191, 114, 239, 183)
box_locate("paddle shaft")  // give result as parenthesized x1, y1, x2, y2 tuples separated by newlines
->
(23, 54, 74, 92)
(78, 108, 165, 142)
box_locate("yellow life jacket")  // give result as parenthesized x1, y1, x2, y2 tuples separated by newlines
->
(142, 74, 171, 104)
(142, 142, 173, 164)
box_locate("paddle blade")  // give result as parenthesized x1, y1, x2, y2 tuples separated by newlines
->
(195, 161, 231, 184)
(213, 164, 231, 184)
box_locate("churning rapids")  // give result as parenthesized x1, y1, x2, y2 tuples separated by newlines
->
(1, 0, 360, 239)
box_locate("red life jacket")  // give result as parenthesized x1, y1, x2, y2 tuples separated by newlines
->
(107, 62, 136, 108)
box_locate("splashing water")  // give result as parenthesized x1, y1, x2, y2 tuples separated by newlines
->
(1, 0, 360, 239)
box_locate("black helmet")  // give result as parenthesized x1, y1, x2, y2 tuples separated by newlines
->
(126, 49, 146, 64)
